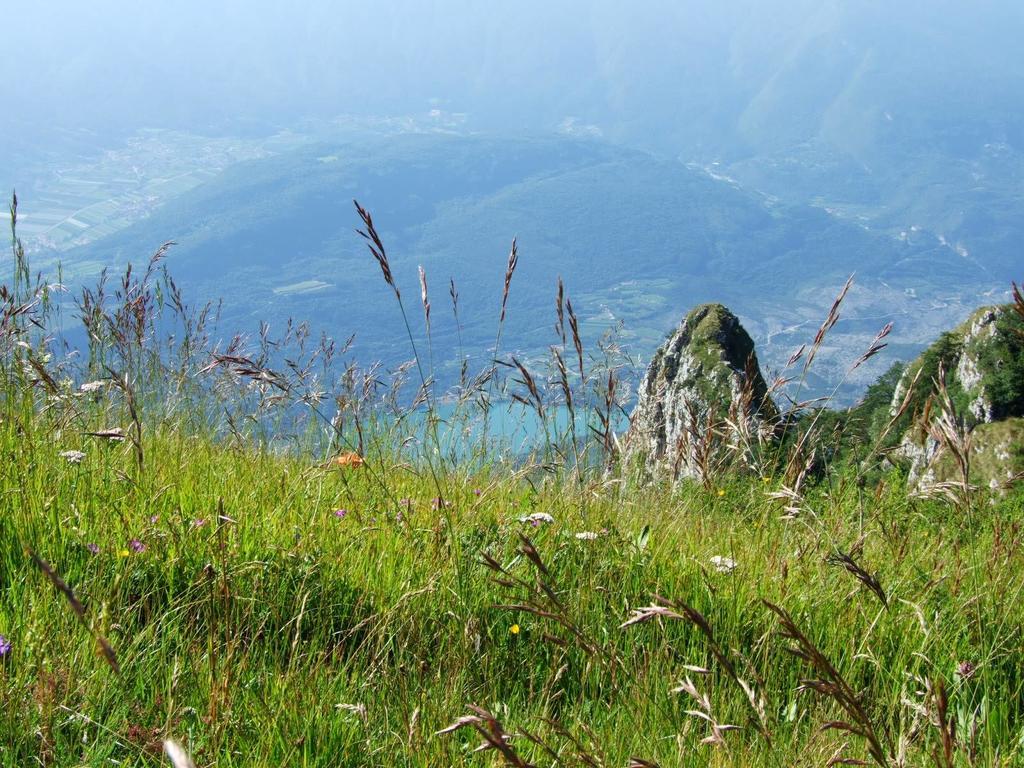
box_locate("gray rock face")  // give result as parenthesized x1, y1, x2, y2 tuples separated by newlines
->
(957, 308, 1000, 423)
(625, 303, 778, 482)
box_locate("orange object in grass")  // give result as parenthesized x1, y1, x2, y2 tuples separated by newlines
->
(333, 452, 365, 469)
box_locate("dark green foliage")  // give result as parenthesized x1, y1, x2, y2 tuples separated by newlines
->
(975, 310, 1024, 419)
(896, 330, 965, 429)
(786, 362, 905, 472)
(859, 362, 906, 440)
(791, 303, 1024, 487)
(847, 361, 906, 450)
(867, 305, 1023, 444)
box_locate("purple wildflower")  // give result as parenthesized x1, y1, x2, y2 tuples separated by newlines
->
(958, 661, 977, 680)
(86, 543, 100, 555)
(129, 539, 146, 553)
(190, 518, 207, 529)
(0, 635, 10, 658)
(473, 488, 482, 496)
(333, 508, 348, 519)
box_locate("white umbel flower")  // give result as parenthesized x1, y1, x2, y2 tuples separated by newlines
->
(709, 555, 737, 573)
(59, 450, 87, 465)
(518, 512, 554, 525)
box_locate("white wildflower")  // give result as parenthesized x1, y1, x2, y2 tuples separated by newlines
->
(574, 531, 599, 540)
(518, 512, 554, 525)
(79, 381, 106, 394)
(60, 450, 87, 465)
(709, 555, 737, 573)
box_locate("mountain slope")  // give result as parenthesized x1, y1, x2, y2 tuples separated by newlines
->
(59, 133, 1003, 400)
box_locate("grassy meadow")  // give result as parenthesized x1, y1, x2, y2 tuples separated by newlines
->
(2, 198, 1023, 767)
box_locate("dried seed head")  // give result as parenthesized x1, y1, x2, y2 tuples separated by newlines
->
(851, 321, 893, 371)
(805, 275, 854, 372)
(555, 277, 566, 343)
(354, 200, 399, 298)
(500, 238, 519, 323)
(418, 265, 431, 329)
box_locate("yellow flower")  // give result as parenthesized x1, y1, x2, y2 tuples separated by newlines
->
(717, 489, 726, 497)
(510, 624, 520, 635)
(118, 549, 130, 558)
(762, 476, 771, 483)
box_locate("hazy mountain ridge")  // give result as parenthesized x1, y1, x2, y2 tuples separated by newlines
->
(48, 133, 1009, 405)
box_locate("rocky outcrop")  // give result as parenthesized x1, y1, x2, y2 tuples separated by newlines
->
(625, 303, 778, 482)
(889, 303, 1024, 491)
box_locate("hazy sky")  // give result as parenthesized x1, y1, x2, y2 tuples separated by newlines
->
(3, 1, 1023, 157)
